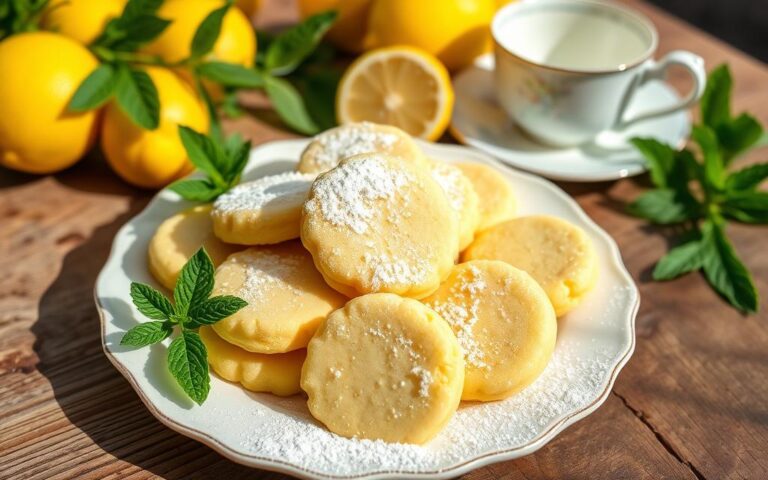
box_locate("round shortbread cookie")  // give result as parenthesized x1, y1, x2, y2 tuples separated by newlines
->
(301, 153, 460, 299)
(199, 326, 305, 396)
(301, 293, 464, 444)
(455, 162, 517, 230)
(423, 260, 557, 401)
(211, 242, 347, 353)
(148, 205, 243, 290)
(463, 215, 598, 316)
(429, 160, 481, 250)
(297, 122, 427, 174)
(211, 172, 315, 245)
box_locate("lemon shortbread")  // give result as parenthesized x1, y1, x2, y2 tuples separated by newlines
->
(301, 153, 460, 299)
(211, 242, 347, 353)
(301, 293, 464, 444)
(200, 326, 305, 396)
(455, 162, 517, 231)
(148, 205, 242, 290)
(424, 261, 556, 401)
(463, 215, 598, 316)
(211, 171, 315, 245)
(429, 161, 481, 250)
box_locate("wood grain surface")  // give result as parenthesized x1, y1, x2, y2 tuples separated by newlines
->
(1, 1, 767, 479)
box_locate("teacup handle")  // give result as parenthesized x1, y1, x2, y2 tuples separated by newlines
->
(615, 50, 706, 130)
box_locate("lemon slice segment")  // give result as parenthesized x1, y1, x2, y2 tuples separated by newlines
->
(336, 46, 454, 141)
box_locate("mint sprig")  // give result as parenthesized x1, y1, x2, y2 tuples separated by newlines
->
(629, 64, 765, 314)
(121, 247, 247, 404)
(168, 126, 251, 202)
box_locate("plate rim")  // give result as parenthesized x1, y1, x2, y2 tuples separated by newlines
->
(95, 139, 639, 479)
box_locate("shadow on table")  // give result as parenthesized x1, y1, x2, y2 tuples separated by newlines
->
(31, 198, 285, 479)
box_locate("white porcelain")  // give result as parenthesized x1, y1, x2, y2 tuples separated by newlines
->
(95, 139, 639, 479)
(492, 0, 705, 146)
(451, 54, 691, 182)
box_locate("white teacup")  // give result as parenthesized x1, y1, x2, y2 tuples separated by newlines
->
(492, 0, 706, 147)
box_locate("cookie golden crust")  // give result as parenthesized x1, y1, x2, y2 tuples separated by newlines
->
(199, 326, 305, 396)
(301, 153, 460, 299)
(211, 172, 316, 245)
(211, 242, 347, 354)
(454, 162, 517, 231)
(428, 161, 481, 251)
(301, 293, 464, 444)
(297, 122, 427, 174)
(463, 215, 598, 316)
(423, 261, 557, 401)
(148, 205, 243, 290)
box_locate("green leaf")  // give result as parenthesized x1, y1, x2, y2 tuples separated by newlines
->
(627, 189, 697, 224)
(130, 282, 174, 319)
(653, 240, 704, 281)
(196, 61, 264, 88)
(701, 220, 758, 313)
(168, 178, 222, 202)
(223, 138, 251, 184)
(178, 125, 227, 186)
(167, 330, 210, 405)
(717, 113, 764, 161)
(299, 69, 340, 130)
(111, 14, 170, 51)
(692, 125, 724, 191)
(265, 10, 337, 76)
(188, 296, 248, 327)
(173, 247, 215, 315)
(721, 191, 768, 224)
(701, 64, 732, 128)
(69, 64, 118, 112)
(264, 76, 319, 135)
(726, 162, 768, 191)
(122, 0, 164, 19)
(114, 65, 160, 129)
(120, 321, 173, 347)
(190, 2, 230, 59)
(630, 137, 676, 188)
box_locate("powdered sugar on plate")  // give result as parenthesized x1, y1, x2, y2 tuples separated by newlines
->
(303, 122, 401, 173)
(213, 172, 315, 214)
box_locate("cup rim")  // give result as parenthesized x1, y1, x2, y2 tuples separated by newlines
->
(492, 0, 659, 75)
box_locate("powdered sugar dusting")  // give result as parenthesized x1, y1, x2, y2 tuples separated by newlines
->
(304, 156, 413, 234)
(306, 122, 400, 172)
(363, 252, 430, 291)
(410, 366, 433, 397)
(430, 162, 467, 212)
(233, 250, 303, 302)
(213, 172, 315, 214)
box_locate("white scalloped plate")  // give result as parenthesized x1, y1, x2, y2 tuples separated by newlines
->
(95, 139, 639, 479)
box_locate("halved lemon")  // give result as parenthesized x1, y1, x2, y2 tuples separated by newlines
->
(336, 46, 455, 141)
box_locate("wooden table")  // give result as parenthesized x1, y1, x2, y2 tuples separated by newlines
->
(1, 1, 766, 478)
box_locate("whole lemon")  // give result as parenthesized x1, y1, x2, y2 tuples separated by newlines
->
(366, 0, 495, 71)
(41, 0, 126, 45)
(143, 0, 256, 67)
(101, 67, 209, 189)
(297, 0, 372, 53)
(0, 32, 99, 174)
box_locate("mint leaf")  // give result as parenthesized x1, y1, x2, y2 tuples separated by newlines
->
(167, 330, 210, 405)
(69, 64, 118, 112)
(178, 125, 227, 186)
(630, 137, 676, 188)
(196, 62, 264, 88)
(264, 76, 319, 135)
(653, 240, 704, 281)
(121, 321, 173, 347)
(692, 125, 724, 191)
(722, 191, 768, 224)
(223, 138, 251, 184)
(190, 2, 229, 59)
(173, 247, 215, 315)
(701, 220, 758, 313)
(701, 64, 731, 129)
(298, 68, 340, 130)
(168, 178, 222, 202)
(717, 113, 763, 160)
(726, 162, 768, 191)
(115, 65, 160, 129)
(628, 189, 697, 224)
(265, 10, 337, 76)
(130, 282, 174, 319)
(188, 296, 248, 327)
(111, 15, 170, 51)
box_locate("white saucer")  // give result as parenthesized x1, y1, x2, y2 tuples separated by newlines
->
(450, 54, 691, 182)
